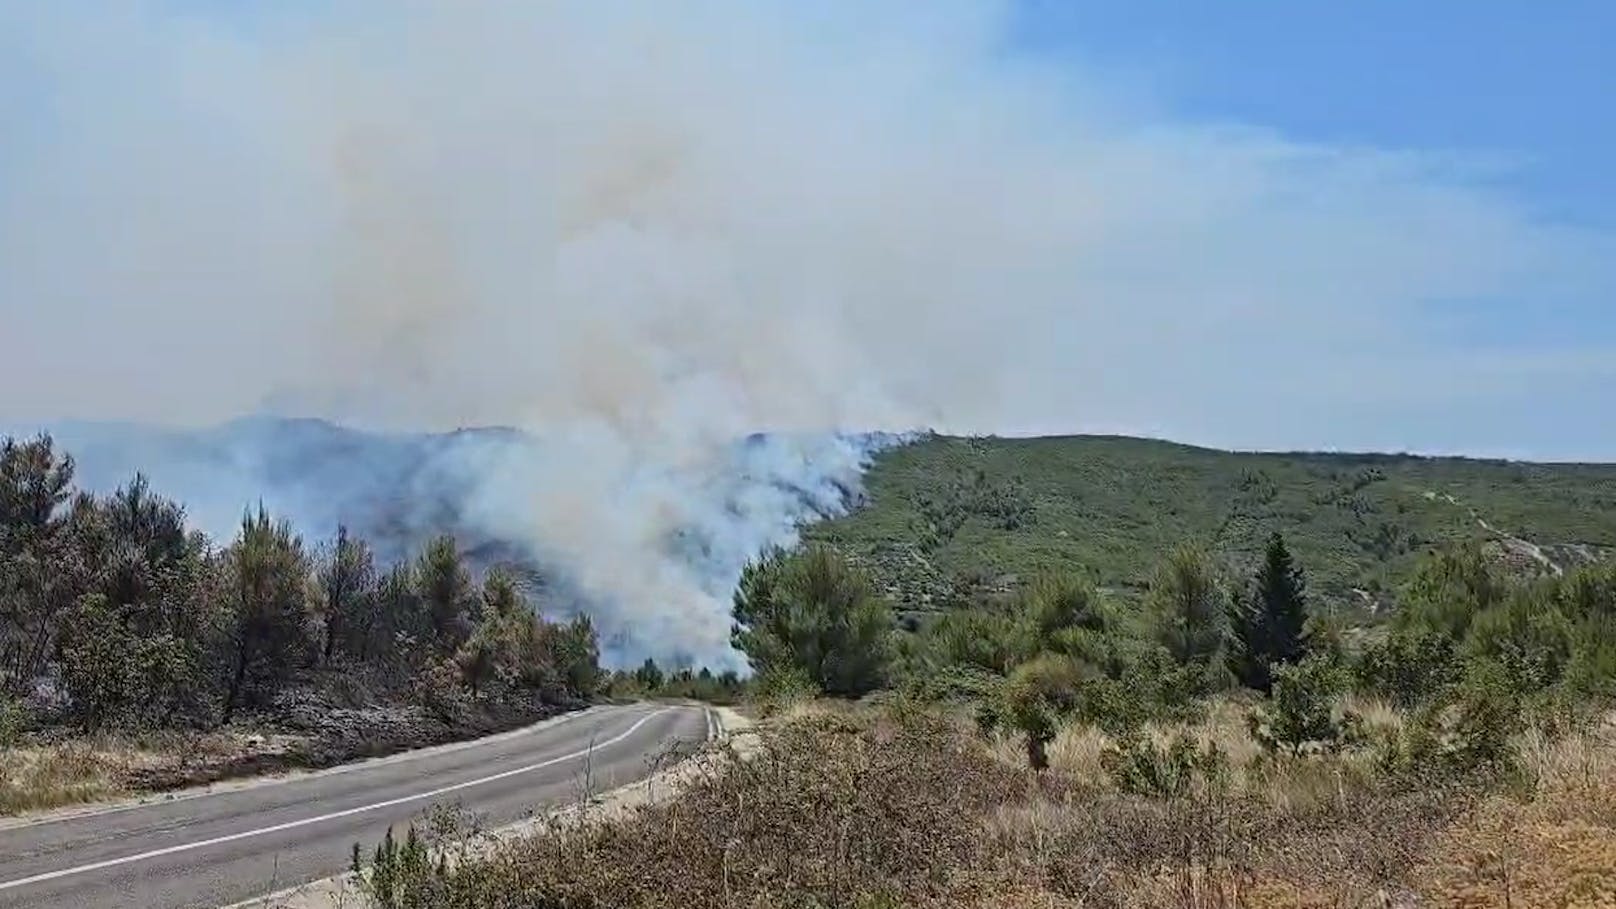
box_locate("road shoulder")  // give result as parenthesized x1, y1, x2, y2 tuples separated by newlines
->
(227, 705, 755, 909)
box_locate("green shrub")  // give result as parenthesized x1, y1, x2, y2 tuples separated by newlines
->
(731, 546, 892, 697)
(1463, 593, 1577, 696)
(353, 825, 445, 909)
(1102, 731, 1229, 798)
(1250, 654, 1358, 754)
(1001, 653, 1092, 769)
(1355, 625, 1462, 708)
(0, 696, 24, 746)
(1374, 659, 1523, 784)
(923, 607, 1030, 674)
(752, 664, 820, 716)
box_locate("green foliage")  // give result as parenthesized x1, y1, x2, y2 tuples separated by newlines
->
(1022, 572, 1108, 653)
(0, 695, 24, 746)
(220, 508, 315, 720)
(1250, 654, 1357, 754)
(751, 663, 820, 716)
(633, 657, 665, 691)
(1001, 653, 1091, 769)
(731, 545, 892, 697)
(1147, 544, 1228, 666)
(1227, 533, 1309, 693)
(554, 615, 603, 698)
(807, 434, 1616, 618)
(640, 665, 745, 704)
(1375, 659, 1524, 783)
(925, 607, 1027, 674)
(1103, 731, 1229, 798)
(1, 435, 81, 694)
(0, 433, 608, 734)
(1355, 624, 1462, 708)
(1463, 590, 1577, 696)
(1555, 562, 1616, 699)
(318, 525, 377, 663)
(911, 465, 1034, 552)
(1399, 543, 1509, 638)
(354, 825, 445, 909)
(57, 594, 206, 728)
(415, 536, 478, 653)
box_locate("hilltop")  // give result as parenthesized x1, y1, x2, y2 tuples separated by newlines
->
(806, 433, 1616, 614)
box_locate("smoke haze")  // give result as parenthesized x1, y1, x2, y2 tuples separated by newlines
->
(3, 2, 1614, 661)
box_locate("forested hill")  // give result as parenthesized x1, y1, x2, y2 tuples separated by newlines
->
(804, 434, 1616, 615)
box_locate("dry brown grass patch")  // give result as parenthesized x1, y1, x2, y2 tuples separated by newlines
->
(1415, 724, 1616, 907)
(0, 742, 124, 814)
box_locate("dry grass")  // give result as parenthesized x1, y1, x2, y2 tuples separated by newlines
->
(355, 703, 1616, 909)
(0, 742, 125, 814)
(0, 728, 260, 816)
(363, 707, 1024, 908)
(1413, 719, 1616, 908)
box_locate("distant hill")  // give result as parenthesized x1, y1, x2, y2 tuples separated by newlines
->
(804, 434, 1616, 616)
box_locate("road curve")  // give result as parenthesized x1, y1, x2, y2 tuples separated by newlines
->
(0, 703, 709, 909)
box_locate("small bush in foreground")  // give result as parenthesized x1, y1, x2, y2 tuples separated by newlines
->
(1249, 654, 1358, 755)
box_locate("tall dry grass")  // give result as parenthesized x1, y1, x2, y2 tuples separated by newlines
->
(0, 728, 255, 815)
(1413, 717, 1616, 907)
(0, 742, 124, 814)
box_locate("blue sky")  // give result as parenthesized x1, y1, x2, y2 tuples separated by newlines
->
(0, 2, 1612, 460)
(1014, 1, 1614, 229)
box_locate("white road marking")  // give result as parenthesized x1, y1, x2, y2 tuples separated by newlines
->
(0, 705, 606, 833)
(0, 707, 674, 893)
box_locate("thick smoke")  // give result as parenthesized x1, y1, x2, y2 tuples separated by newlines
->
(3, 2, 1611, 661)
(27, 417, 886, 665)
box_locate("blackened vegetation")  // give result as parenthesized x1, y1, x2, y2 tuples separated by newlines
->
(0, 434, 602, 761)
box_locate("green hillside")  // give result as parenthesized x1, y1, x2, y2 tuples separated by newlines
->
(805, 434, 1616, 615)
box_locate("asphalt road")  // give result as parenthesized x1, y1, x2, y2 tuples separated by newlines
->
(0, 703, 710, 909)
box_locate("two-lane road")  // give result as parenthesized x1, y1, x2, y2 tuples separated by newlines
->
(0, 704, 709, 909)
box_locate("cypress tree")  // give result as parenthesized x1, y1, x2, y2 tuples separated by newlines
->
(1227, 532, 1309, 692)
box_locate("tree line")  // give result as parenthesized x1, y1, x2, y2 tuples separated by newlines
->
(730, 529, 1616, 770)
(0, 435, 601, 730)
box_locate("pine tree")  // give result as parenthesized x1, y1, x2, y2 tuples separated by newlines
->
(1226, 532, 1309, 692)
(731, 545, 892, 697)
(318, 525, 376, 663)
(221, 508, 314, 720)
(1148, 544, 1227, 666)
(415, 535, 477, 652)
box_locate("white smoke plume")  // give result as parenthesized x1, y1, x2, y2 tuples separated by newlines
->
(2, 2, 1612, 661)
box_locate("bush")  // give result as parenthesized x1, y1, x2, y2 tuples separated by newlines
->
(1102, 731, 1229, 798)
(57, 595, 207, 728)
(1374, 659, 1523, 784)
(354, 825, 445, 909)
(0, 695, 24, 746)
(415, 657, 470, 722)
(1001, 653, 1093, 769)
(1463, 592, 1577, 697)
(1250, 654, 1358, 754)
(752, 664, 820, 716)
(1146, 544, 1228, 667)
(923, 607, 1029, 674)
(1398, 544, 1509, 638)
(1355, 624, 1462, 708)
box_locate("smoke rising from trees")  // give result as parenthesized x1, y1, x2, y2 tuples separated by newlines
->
(3, 2, 1611, 660)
